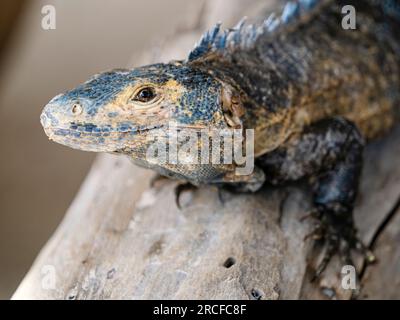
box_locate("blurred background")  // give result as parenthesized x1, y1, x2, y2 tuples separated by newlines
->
(0, 0, 195, 299)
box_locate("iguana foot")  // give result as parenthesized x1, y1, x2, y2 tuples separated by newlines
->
(305, 205, 375, 281)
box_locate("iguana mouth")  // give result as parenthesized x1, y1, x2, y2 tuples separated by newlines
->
(43, 123, 166, 153)
(67, 122, 163, 134)
(43, 122, 163, 137)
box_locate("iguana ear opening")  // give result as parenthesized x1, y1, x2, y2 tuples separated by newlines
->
(221, 85, 245, 129)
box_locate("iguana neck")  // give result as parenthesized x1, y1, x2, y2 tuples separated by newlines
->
(189, 0, 400, 155)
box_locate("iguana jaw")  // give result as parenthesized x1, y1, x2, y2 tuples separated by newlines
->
(40, 108, 165, 152)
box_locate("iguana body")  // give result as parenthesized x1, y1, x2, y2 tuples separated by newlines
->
(40, 0, 400, 277)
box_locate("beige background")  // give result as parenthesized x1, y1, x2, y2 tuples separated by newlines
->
(0, 0, 195, 299)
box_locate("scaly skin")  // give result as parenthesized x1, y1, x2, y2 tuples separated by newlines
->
(40, 0, 400, 278)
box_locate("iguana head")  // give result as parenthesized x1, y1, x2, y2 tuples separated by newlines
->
(40, 62, 238, 154)
(40, 62, 251, 183)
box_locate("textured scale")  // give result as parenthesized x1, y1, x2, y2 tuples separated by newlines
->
(187, 0, 324, 61)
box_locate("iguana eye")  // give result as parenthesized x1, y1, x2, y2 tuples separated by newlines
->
(131, 87, 157, 103)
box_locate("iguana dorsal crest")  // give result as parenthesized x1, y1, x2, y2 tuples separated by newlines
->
(187, 0, 326, 63)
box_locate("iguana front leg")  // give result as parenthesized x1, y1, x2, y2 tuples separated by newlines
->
(257, 117, 374, 276)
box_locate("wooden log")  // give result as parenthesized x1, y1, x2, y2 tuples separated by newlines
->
(360, 206, 400, 300)
(13, 0, 400, 300)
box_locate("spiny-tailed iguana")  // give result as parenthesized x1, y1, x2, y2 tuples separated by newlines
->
(40, 0, 400, 278)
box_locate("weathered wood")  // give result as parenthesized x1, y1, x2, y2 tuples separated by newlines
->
(13, 0, 400, 300)
(360, 206, 400, 300)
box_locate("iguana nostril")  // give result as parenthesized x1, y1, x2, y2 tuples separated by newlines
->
(72, 103, 83, 115)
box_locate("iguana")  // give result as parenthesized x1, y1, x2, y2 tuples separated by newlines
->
(40, 0, 400, 277)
